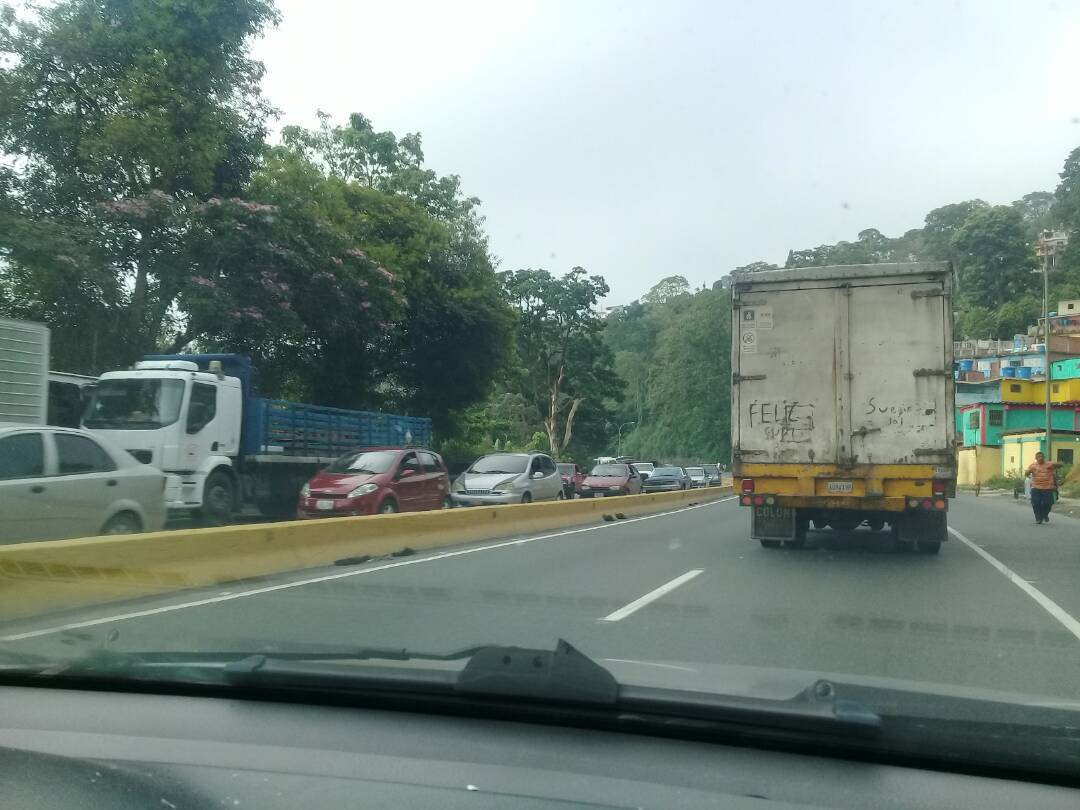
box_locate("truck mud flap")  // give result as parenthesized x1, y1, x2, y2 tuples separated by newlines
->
(895, 511, 948, 544)
(751, 505, 795, 541)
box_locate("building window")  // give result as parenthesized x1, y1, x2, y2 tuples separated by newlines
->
(1010, 384, 1021, 393)
(1057, 449, 1074, 465)
(1053, 383, 1060, 394)
(988, 411, 1003, 426)
(967, 412, 980, 429)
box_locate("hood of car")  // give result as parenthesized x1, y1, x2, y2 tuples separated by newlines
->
(459, 472, 521, 489)
(581, 475, 627, 488)
(308, 472, 383, 494)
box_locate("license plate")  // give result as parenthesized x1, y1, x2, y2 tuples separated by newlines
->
(826, 481, 853, 493)
(316, 500, 335, 511)
(594, 492, 605, 497)
(752, 505, 795, 540)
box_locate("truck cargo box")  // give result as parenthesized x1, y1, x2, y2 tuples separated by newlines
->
(732, 262, 954, 470)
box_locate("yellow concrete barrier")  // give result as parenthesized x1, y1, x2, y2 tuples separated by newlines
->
(0, 487, 732, 623)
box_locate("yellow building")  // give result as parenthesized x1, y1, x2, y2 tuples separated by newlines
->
(999, 377, 1080, 404)
(957, 446, 1002, 485)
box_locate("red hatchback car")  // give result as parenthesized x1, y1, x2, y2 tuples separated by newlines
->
(298, 447, 451, 518)
(576, 463, 643, 498)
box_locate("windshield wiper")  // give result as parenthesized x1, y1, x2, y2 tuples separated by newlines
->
(36, 641, 879, 738)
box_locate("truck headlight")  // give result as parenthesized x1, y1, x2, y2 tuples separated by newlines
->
(348, 483, 378, 498)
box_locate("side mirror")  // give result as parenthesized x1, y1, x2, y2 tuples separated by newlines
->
(532, 471, 544, 479)
(398, 468, 415, 479)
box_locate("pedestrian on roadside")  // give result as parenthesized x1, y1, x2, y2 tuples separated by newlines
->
(1025, 452, 1063, 525)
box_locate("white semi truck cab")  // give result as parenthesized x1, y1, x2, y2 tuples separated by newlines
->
(84, 359, 243, 520)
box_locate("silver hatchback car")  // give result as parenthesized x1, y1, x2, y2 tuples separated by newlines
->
(0, 423, 167, 543)
(451, 452, 564, 506)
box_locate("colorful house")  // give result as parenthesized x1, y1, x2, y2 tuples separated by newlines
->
(1001, 429, 1080, 474)
(959, 403, 1080, 448)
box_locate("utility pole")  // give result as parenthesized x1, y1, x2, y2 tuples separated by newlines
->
(617, 421, 635, 458)
(1044, 248, 1052, 462)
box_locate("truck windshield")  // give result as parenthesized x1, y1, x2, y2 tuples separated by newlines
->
(326, 450, 398, 474)
(83, 379, 185, 430)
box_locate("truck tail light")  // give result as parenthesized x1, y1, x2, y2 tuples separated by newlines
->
(921, 498, 933, 510)
(932, 480, 946, 496)
(741, 479, 755, 494)
(934, 499, 946, 510)
(740, 495, 752, 505)
(753, 495, 765, 505)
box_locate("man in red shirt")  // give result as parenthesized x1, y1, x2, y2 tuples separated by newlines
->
(1026, 452, 1062, 525)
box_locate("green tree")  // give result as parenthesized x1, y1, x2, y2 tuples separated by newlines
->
(0, 0, 278, 362)
(951, 206, 1036, 312)
(641, 275, 690, 305)
(502, 267, 620, 455)
(1053, 145, 1080, 228)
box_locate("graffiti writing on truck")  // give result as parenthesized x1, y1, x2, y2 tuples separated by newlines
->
(864, 397, 937, 431)
(747, 400, 816, 444)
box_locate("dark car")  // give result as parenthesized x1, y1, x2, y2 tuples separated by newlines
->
(298, 447, 450, 517)
(703, 464, 722, 486)
(556, 462, 584, 498)
(641, 465, 690, 492)
(577, 463, 643, 497)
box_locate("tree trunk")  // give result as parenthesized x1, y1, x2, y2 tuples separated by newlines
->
(561, 397, 583, 452)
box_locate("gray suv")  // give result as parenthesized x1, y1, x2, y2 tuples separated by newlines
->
(451, 452, 564, 506)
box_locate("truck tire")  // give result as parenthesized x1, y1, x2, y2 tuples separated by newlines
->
(198, 471, 235, 526)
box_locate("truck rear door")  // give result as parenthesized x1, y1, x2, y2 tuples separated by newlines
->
(733, 287, 841, 465)
(847, 279, 952, 465)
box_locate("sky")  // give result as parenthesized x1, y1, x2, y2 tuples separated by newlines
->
(253, 0, 1080, 304)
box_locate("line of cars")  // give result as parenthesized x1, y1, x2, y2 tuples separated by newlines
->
(0, 427, 729, 544)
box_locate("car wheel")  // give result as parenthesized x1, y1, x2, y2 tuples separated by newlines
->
(100, 511, 142, 536)
(379, 499, 399, 514)
(199, 471, 235, 526)
(441, 496, 453, 509)
(521, 492, 533, 505)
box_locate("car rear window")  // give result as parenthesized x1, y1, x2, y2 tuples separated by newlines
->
(0, 433, 45, 479)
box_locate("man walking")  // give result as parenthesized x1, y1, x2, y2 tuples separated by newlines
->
(1026, 451, 1062, 525)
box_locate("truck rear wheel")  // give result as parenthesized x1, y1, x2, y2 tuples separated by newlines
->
(198, 471, 235, 526)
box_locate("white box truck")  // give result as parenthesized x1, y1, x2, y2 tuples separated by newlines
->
(731, 262, 956, 553)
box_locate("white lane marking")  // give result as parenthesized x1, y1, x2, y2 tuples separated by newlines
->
(598, 569, 704, 623)
(949, 527, 1080, 642)
(1, 497, 738, 642)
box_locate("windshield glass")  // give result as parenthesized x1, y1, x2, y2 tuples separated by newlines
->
(326, 450, 398, 474)
(83, 379, 185, 430)
(468, 454, 528, 474)
(6, 0, 1080, 783)
(589, 464, 627, 477)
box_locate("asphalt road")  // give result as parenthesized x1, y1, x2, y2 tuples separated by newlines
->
(3, 493, 1080, 701)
